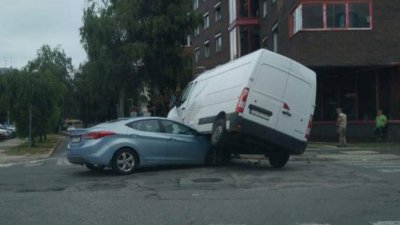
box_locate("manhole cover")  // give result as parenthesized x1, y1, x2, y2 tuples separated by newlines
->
(191, 178, 223, 183)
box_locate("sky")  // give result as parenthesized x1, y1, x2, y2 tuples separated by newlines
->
(0, 0, 87, 69)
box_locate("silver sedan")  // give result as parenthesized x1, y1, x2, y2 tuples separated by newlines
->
(67, 117, 212, 175)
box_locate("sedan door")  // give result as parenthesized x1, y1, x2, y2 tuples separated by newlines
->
(126, 119, 171, 165)
(160, 120, 209, 164)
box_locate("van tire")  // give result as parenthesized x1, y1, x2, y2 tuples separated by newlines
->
(211, 119, 227, 147)
(205, 147, 231, 166)
(268, 152, 290, 168)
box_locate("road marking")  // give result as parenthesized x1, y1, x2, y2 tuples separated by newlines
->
(56, 158, 73, 166)
(378, 169, 400, 173)
(372, 221, 400, 225)
(0, 163, 15, 168)
(24, 160, 44, 167)
(337, 160, 400, 173)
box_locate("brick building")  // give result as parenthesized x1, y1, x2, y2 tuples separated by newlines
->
(191, 0, 400, 141)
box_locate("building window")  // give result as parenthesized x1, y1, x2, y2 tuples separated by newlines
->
(194, 27, 200, 36)
(215, 34, 222, 52)
(239, 26, 260, 56)
(349, 3, 371, 28)
(193, 0, 198, 10)
(290, 1, 372, 35)
(272, 23, 278, 52)
(238, 0, 259, 18)
(262, 0, 267, 18)
(302, 3, 323, 29)
(194, 47, 200, 63)
(262, 36, 268, 49)
(203, 13, 210, 29)
(204, 41, 210, 58)
(186, 35, 192, 46)
(215, 3, 222, 21)
(326, 3, 346, 28)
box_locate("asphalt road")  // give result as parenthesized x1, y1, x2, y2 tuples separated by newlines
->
(0, 138, 400, 225)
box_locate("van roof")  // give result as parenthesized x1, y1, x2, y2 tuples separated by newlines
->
(195, 49, 315, 84)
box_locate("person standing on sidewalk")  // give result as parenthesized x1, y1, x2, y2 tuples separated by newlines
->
(374, 109, 387, 142)
(336, 108, 347, 147)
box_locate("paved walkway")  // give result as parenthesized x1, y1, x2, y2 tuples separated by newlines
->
(0, 138, 52, 164)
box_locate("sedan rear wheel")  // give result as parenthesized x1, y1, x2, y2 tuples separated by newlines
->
(112, 148, 137, 175)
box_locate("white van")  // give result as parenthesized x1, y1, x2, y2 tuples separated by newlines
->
(168, 49, 316, 168)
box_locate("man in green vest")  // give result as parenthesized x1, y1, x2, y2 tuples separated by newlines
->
(374, 109, 387, 142)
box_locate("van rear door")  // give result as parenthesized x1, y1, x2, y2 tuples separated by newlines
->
(244, 63, 289, 130)
(275, 67, 316, 141)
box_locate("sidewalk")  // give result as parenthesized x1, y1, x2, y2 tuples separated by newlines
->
(0, 138, 62, 164)
(292, 141, 400, 162)
(237, 141, 400, 163)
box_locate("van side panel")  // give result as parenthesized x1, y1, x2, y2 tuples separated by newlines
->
(194, 62, 253, 133)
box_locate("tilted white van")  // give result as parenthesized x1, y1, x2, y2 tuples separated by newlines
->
(168, 49, 316, 168)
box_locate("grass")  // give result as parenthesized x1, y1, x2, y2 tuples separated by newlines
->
(5, 134, 62, 156)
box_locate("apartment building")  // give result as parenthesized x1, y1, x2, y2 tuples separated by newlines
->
(191, 0, 400, 141)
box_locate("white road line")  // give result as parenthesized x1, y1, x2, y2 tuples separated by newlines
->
(378, 169, 400, 173)
(372, 221, 400, 225)
(24, 160, 45, 167)
(0, 163, 15, 168)
(56, 158, 73, 166)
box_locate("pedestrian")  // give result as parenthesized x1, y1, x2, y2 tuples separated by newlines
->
(336, 108, 347, 147)
(374, 109, 387, 142)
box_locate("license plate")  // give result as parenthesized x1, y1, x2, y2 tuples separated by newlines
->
(249, 109, 270, 120)
(70, 136, 81, 143)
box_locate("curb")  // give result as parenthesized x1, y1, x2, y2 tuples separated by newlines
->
(45, 136, 65, 158)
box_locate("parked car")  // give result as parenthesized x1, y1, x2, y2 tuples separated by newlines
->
(67, 117, 212, 175)
(0, 124, 16, 138)
(168, 49, 316, 168)
(0, 127, 14, 139)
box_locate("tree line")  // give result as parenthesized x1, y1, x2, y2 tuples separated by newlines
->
(0, 0, 199, 144)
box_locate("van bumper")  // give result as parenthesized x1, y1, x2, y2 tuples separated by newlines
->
(229, 114, 307, 155)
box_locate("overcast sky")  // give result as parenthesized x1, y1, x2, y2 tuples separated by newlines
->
(0, 0, 87, 69)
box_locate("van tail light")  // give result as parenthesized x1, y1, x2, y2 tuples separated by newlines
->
(283, 103, 290, 111)
(83, 131, 115, 139)
(235, 88, 250, 113)
(305, 115, 313, 140)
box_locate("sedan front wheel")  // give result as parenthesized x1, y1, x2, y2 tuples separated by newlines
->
(112, 148, 137, 175)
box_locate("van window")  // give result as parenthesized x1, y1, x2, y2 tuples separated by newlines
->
(177, 82, 194, 106)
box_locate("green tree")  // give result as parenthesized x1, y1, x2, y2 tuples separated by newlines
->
(1, 45, 74, 146)
(78, 0, 199, 122)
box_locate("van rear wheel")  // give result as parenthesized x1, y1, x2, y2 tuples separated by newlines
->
(205, 147, 231, 166)
(268, 152, 290, 168)
(211, 119, 227, 146)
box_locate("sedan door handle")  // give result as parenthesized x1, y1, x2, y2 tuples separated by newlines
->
(181, 107, 186, 111)
(282, 111, 292, 117)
